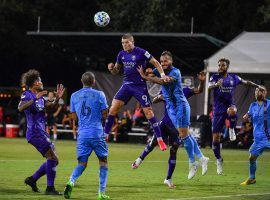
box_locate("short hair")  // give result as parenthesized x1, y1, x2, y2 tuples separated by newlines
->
(161, 51, 173, 60)
(122, 33, 134, 41)
(81, 71, 95, 87)
(218, 57, 230, 67)
(21, 69, 40, 88)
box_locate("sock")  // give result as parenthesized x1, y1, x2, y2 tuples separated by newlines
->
(249, 160, 256, 179)
(46, 160, 57, 187)
(182, 135, 195, 163)
(53, 133, 57, 140)
(70, 164, 86, 184)
(140, 143, 155, 160)
(99, 166, 108, 193)
(212, 141, 221, 159)
(228, 114, 237, 129)
(32, 162, 46, 181)
(167, 154, 176, 179)
(190, 135, 203, 159)
(104, 115, 115, 134)
(149, 117, 162, 138)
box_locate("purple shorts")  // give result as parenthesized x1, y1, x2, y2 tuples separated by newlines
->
(114, 84, 151, 107)
(28, 132, 55, 157)
(212, 112, 227, 133)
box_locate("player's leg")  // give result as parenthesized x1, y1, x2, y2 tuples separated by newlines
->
(212, 113, 226, 175)
(132, 134, 158, 169)
(104, 85, 131, 135)
(53, 124, 57, 140)
(94, 139, 110, 200)
(64, 138, 91, 199)
(227, 106, 237, 141)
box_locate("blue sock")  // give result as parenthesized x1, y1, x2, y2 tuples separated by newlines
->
(228, 114, 237, 129)
(182, 135, 195, 163)
(149, 117, 162, 138)
(70, 164, 86, 184)
(190, 135, 203, 159)
(249, 160, 256, 179)
(99, 166, 108, 193)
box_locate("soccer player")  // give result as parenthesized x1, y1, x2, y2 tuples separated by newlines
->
(138, 51, 206, 180)
(18, 69, 64, 195)
(64, 72, 110, 200)
(104, 33, 170, 151)
(240, 87, 269, 185)
(132, 71, 209, 187)
(208, 58, 264, 175)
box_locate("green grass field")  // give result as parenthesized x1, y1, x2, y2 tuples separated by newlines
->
(0, 138, 270, 200)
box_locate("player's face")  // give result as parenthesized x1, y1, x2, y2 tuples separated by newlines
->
(48, 92, 54, 100)
(218, 61, 228, 75)
(34, 77, 43, 91)
(255, 88, 266, 101)
(160, 55, 172, 70)
(121, 38, 134, 52)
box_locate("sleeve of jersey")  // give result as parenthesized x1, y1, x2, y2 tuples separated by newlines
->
(20, 91, 31, 102)
(70, 95, 75, 113)
(141, 49, 152, 62)
(209, 75, 216, 85)
(116, 52, 123, 65)
(152, 69, 160, 77)
(99, 92, 109, 110)
(247, 104, 253, 120)
(235, 75, 243, 85)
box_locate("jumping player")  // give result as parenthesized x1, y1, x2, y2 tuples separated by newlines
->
(104, 33, 169, 151)
(18, 69, 64, 195)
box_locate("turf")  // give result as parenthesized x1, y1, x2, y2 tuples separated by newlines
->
(0, 138, 269, 200)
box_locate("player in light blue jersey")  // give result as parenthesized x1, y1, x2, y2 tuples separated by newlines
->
(104, 33, 170, 151)
(241, 87, 270, 186)
(64, 72, 110, 200)
(138, 51, 208, 180)
(208, 58, 264, 175)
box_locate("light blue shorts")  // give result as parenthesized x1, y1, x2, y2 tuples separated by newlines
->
(249, 140, 270, 156)
(77, 137, 108, 162)
(167, 102, 190, 129)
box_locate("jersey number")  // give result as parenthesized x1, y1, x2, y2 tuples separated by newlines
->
(81, 101, 91, 117)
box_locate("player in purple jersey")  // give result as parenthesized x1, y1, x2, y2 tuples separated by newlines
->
(18, 69, 65, 195)
(132, 72, 209, 188)
(208, 58, 264, 175)
(104, 33, 170, 151)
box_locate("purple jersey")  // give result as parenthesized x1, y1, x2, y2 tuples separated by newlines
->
(20, 90, 46, 141)
(209, 73, 242, 114)
(116, 46, 152, 85)
(161, 87, 195, 125)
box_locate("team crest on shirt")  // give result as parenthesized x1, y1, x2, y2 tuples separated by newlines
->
(230, 79, 234, 86)
(131, 55, 136, 61)
(122, 56, 124, 60)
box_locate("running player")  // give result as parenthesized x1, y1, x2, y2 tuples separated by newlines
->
(18, 69, 64, 195)
(138, 51, 207, 180)
(240, 86, 269, 185)
(64, 72, 110, 200)
(132, 71, 209, 187)
(104, 33, 169, 151)
(209, 58, 264, 175)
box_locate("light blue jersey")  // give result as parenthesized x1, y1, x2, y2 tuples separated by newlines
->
(70, 87, 108, 139)
(153, 67, 190, 128)
(248, 99, 270, 142)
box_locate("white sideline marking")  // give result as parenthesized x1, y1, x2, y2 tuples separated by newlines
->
(166, 192, 270, 200)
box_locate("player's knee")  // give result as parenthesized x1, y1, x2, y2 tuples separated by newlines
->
(79, 162, 88, 167)
(227, 106, 237, 116)
(143, 107, 153, 119)
(170, 143, 179, 154)
(249, 155, 257, 161)
(99, 157, 108, 166)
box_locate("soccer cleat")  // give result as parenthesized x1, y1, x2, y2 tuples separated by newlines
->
(240, 178, 256, 186)
(131, 157, 143, 169)
(158, 140, 167, 151)
(164, 179, 176, 188)
(200, 157, 210, 176)
(98, 192, 111, 200)
(188, 161, 199, 179)
(217, 158, 223, 175)
(24, 176, 40, 193)
(45, 186, 62, 195)
(229, 128, 236, 141)
(64, 181, 74, 199)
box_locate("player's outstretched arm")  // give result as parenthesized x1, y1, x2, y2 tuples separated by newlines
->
(108, 63, 121, 75)
(193, 71, 206, 94)
(149, 57, 170, 82)
(137, 66, 174, 85)
(241, 79, 265, 90)
(45, 84, 65, 108)
(18, 90, 48, 112)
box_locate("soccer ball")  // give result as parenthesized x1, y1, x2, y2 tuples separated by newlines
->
(94, 11, 110, 27)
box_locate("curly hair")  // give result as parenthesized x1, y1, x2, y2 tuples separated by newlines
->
(218, 57, 230, 67)
(21, 69, 40, 88)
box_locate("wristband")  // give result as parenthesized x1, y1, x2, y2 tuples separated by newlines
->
(160, 72, 165, 78)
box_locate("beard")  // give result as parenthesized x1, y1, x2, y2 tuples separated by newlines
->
(256, 95, 264, 101)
